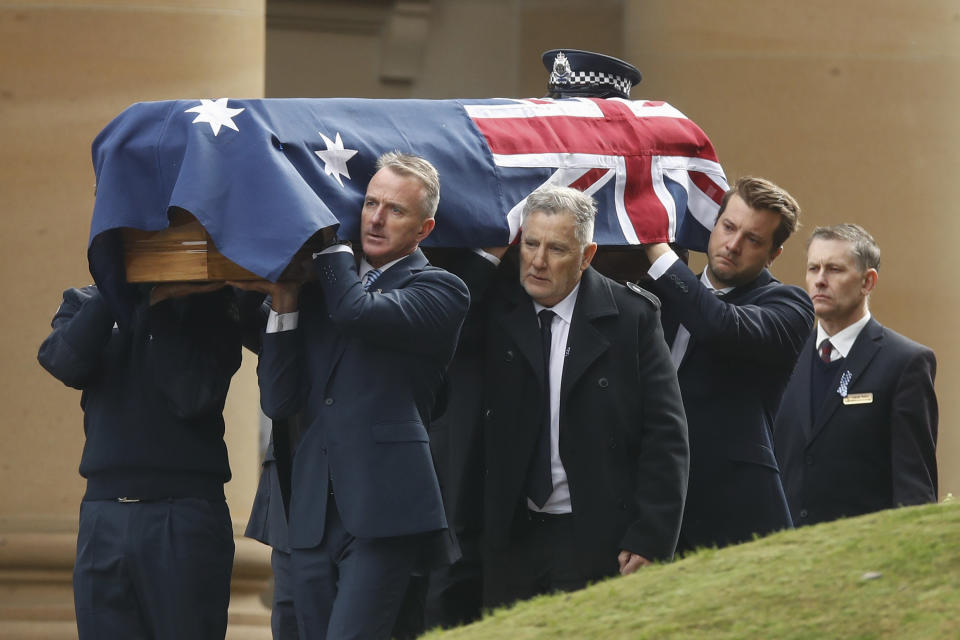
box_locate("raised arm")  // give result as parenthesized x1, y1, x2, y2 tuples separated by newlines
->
(37, 286, 115, 389)
(314, 250, 470, 361)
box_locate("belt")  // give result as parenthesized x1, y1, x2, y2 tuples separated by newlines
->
(527, 509, 574, 524)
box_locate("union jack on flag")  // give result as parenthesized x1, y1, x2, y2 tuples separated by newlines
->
(89, 96, 727, 304)
(463, 98, 727, 249)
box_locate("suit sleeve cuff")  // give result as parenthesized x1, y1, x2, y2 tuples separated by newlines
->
(313, 244, 354, 258)
(647, 250, 679, 280)
(472, 248, 502, 266)
(266, 309, 299, 333)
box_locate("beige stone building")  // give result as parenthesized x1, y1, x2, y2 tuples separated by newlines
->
(2, 1, 956, 637)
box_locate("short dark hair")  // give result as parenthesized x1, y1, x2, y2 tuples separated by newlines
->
(807, 223, 881, 272)
(719, 176, 801, 249)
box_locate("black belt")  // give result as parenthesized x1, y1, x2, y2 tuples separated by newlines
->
(527, 509, 574, 524)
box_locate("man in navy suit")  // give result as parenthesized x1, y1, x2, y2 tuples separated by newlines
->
(643, 176, 814, 551)
(242, 152, 469, 639)
(774, 224, 938, 525)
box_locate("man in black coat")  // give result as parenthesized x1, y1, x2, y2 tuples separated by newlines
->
(643, 176, 814, 551)
(475, 185, 689, 608)
(773, 224, 938, 525)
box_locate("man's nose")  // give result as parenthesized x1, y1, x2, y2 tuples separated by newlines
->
(532, 247, 547, 268)
(726, 234, 743, 254)
(369, 206, 385, 225)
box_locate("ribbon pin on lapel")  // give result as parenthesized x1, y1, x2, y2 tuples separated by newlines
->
(837, 370, 852, 398)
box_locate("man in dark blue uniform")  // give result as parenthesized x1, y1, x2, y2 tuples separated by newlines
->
(38, 282, 242, 640)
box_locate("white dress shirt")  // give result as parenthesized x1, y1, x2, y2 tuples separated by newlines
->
(816, 311, 872, 361)
(527, 282, 581, 514)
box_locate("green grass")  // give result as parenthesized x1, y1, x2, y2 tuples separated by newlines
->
(425, 502, 959, 639)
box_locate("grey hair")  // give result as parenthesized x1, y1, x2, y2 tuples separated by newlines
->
(807, 223, 881, 272)
(375, 151, 441, 219)
(520, 185, 597, 249)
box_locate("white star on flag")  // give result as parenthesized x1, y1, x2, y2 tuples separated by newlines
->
(185, 98, 245, 136)
(315, 132, 359, 187)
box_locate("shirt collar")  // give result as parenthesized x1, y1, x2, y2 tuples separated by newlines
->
(700, 269, 734, 296)
(816, 311, 872, 358)
(533, 281, 581, 326)
(359, 254, 406, 279)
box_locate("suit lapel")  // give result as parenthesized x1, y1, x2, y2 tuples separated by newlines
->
(792, 335, 816, 439)
(498, 281, 547, 390)
(809, 318, 883, 442)
(560, 268, 615, 404)
(364, 249, 428, 293)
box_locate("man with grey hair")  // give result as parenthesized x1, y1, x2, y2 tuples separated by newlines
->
(236, 151, 468, 639)
(471, 184, 688, 607)
(774, 223, 938, 526)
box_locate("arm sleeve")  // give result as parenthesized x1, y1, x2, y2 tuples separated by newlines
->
(651, 260, 814, 367)
(890, 347, 939, 506)
(37, 286, 115, 389)
(146, 292, 242, 419)
(314, 251, 470, 360)
(619, 307, 690, 562)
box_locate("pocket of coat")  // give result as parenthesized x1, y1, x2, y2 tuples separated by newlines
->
(372, 421, 429, 443)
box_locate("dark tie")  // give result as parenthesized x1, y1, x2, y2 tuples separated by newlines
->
(819, 340, 834, 363)
(527, 309, 556, 508)
(362, 268, 382, 291)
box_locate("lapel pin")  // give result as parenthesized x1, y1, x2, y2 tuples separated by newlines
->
(837, 370, 852, 398)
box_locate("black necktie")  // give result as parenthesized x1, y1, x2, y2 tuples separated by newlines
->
(527, 309, 556, 508)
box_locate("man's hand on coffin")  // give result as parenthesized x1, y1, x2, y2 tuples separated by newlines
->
(149, 282, 228, 306)
(642, 242, 672, 264)
(229, 280, 300, 314)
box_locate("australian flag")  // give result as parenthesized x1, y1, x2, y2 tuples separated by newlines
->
(89, 96, 727, 291)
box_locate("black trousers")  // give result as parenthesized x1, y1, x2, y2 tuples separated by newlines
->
(482, 511, 585, 609)
(73, 498, 234, 640)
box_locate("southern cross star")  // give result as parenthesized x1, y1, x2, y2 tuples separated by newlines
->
(185, 98, 245, 136)
(315, 132, 359, 187)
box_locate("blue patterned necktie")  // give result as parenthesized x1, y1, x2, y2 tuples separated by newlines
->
(362, 268, 382, 291)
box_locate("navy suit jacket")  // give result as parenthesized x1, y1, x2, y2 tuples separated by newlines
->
(773, 318, 938, 525)
(256, 249, 470, 548)
(649, 261, 814, 549)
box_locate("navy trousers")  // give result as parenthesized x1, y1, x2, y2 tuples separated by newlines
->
(73, 498, 234, 640)
(271, 548, 300, 640)
(290, 495, 420, 640)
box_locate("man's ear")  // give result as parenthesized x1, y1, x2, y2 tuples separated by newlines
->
(862, 268, 879, 296)
(417, 217, 436, 241)
(766, 245, 784, 267)
(581, 242, 598, 271)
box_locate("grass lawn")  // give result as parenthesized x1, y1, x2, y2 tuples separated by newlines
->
(425, 502, 959, 639)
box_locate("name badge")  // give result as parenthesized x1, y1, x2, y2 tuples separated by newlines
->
(843, 392, 874, 405)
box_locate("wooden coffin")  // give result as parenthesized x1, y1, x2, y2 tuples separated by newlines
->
(122, 208, 331, 283)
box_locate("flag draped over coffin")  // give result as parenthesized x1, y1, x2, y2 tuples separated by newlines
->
(88, 96, 728, 315)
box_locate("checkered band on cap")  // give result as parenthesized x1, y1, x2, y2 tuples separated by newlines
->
(550, 69, 633, 96)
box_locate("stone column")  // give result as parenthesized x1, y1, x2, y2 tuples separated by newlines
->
(0, 2, 271, 637)
(626, 0, 960, 498)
